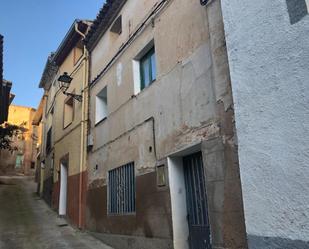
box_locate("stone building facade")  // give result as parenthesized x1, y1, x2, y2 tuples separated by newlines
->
(0, 105, 37, 175)
(84, 0, 246, 248)
(221, 0, 309, 248)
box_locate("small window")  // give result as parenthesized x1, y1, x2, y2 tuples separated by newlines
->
(51, 156, 54, 171)
(140, 47, 156, 90)
(64, 97, 74, 128)
(108, 162, 135, 215)
(110, 15, 122, 34)
(46, 127, 52, 153)
(73, 41, 83, 65)
(15, 154, 23, 169)
(95, 86, 108, 124)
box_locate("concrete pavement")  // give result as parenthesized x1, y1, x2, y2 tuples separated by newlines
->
(0, 176, 112, 249)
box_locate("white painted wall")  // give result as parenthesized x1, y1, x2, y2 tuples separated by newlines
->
(221, 0, 309, 244)
(168, 157, 189, 249)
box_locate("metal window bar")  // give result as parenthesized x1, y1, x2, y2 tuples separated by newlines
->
(108, 162, 135, 214)
(184, 152, 209, 226)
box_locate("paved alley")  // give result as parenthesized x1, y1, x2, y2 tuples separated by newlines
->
(0, 176, 112, 249)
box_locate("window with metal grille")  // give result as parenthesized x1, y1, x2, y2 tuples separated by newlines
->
(108, 162, 135, 214)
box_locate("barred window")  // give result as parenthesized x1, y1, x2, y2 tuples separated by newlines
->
(108, 162, 135, 214)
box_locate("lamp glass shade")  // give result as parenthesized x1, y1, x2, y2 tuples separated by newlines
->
(58, 72, 72, 91)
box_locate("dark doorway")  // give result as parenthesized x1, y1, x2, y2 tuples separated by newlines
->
(183, 152, 211, 249)
(286, 0, 308, 24)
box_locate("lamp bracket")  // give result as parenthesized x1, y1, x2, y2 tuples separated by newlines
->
(63, 91, 82, 102)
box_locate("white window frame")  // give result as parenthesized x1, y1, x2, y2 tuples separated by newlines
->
(95, 86, 108, 124)
(132, 40, 155, 95)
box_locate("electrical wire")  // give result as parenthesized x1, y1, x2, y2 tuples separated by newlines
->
(89, 0, 168, 88)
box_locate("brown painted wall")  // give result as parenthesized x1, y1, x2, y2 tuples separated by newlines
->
(52, 171, 88, 228)
(42, 176, 53, 206)
(86, 171, 172, 239)
(67, 171, 87, 227)
(67, 173, 80, 225)
(52, 180, 60, 210)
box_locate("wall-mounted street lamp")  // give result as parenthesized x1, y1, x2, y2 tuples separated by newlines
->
(58, 72, 82, 102)
(200, 0, 209, 5)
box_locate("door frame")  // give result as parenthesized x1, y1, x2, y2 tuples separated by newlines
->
(168, 143, 211, 249)
(59, 154, 69, 216)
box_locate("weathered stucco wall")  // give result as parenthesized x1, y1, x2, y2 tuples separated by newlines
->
(221, 0, 309, 248)
(89, 0, 218, 176)
(88, 0, 246, 248)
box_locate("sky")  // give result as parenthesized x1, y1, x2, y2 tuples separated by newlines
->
(0, 0, 104, 108)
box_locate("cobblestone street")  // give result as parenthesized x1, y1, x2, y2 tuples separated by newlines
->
(0, 176, 112, 249)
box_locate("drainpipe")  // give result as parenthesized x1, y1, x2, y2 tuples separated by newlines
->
(75, 22, 87, 229)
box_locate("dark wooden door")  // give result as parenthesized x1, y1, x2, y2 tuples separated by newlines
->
(183, 152, 212, 249)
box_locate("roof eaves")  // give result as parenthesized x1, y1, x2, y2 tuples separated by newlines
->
(38, 53, 58, 89)
(53, 19, 91, 66)
(32, 96, 45, 125)
(2, 79, 12, 87)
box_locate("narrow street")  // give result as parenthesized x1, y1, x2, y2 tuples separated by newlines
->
(0, 176, 112, 249)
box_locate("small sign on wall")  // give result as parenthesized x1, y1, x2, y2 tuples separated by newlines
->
(286, 0, 308, 24)
(157, 164, 167, 187)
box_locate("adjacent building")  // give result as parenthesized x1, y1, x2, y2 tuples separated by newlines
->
(84, 0, 246, 248)
(0, 105, 37, 175)
(32, 96, 47, 194)
(0, 35, 13, 124)
(36, 53, 58, 205)
(51, 19, 91, 228)
(221, 0, 309, 248)
(37, 20, 92, 228)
